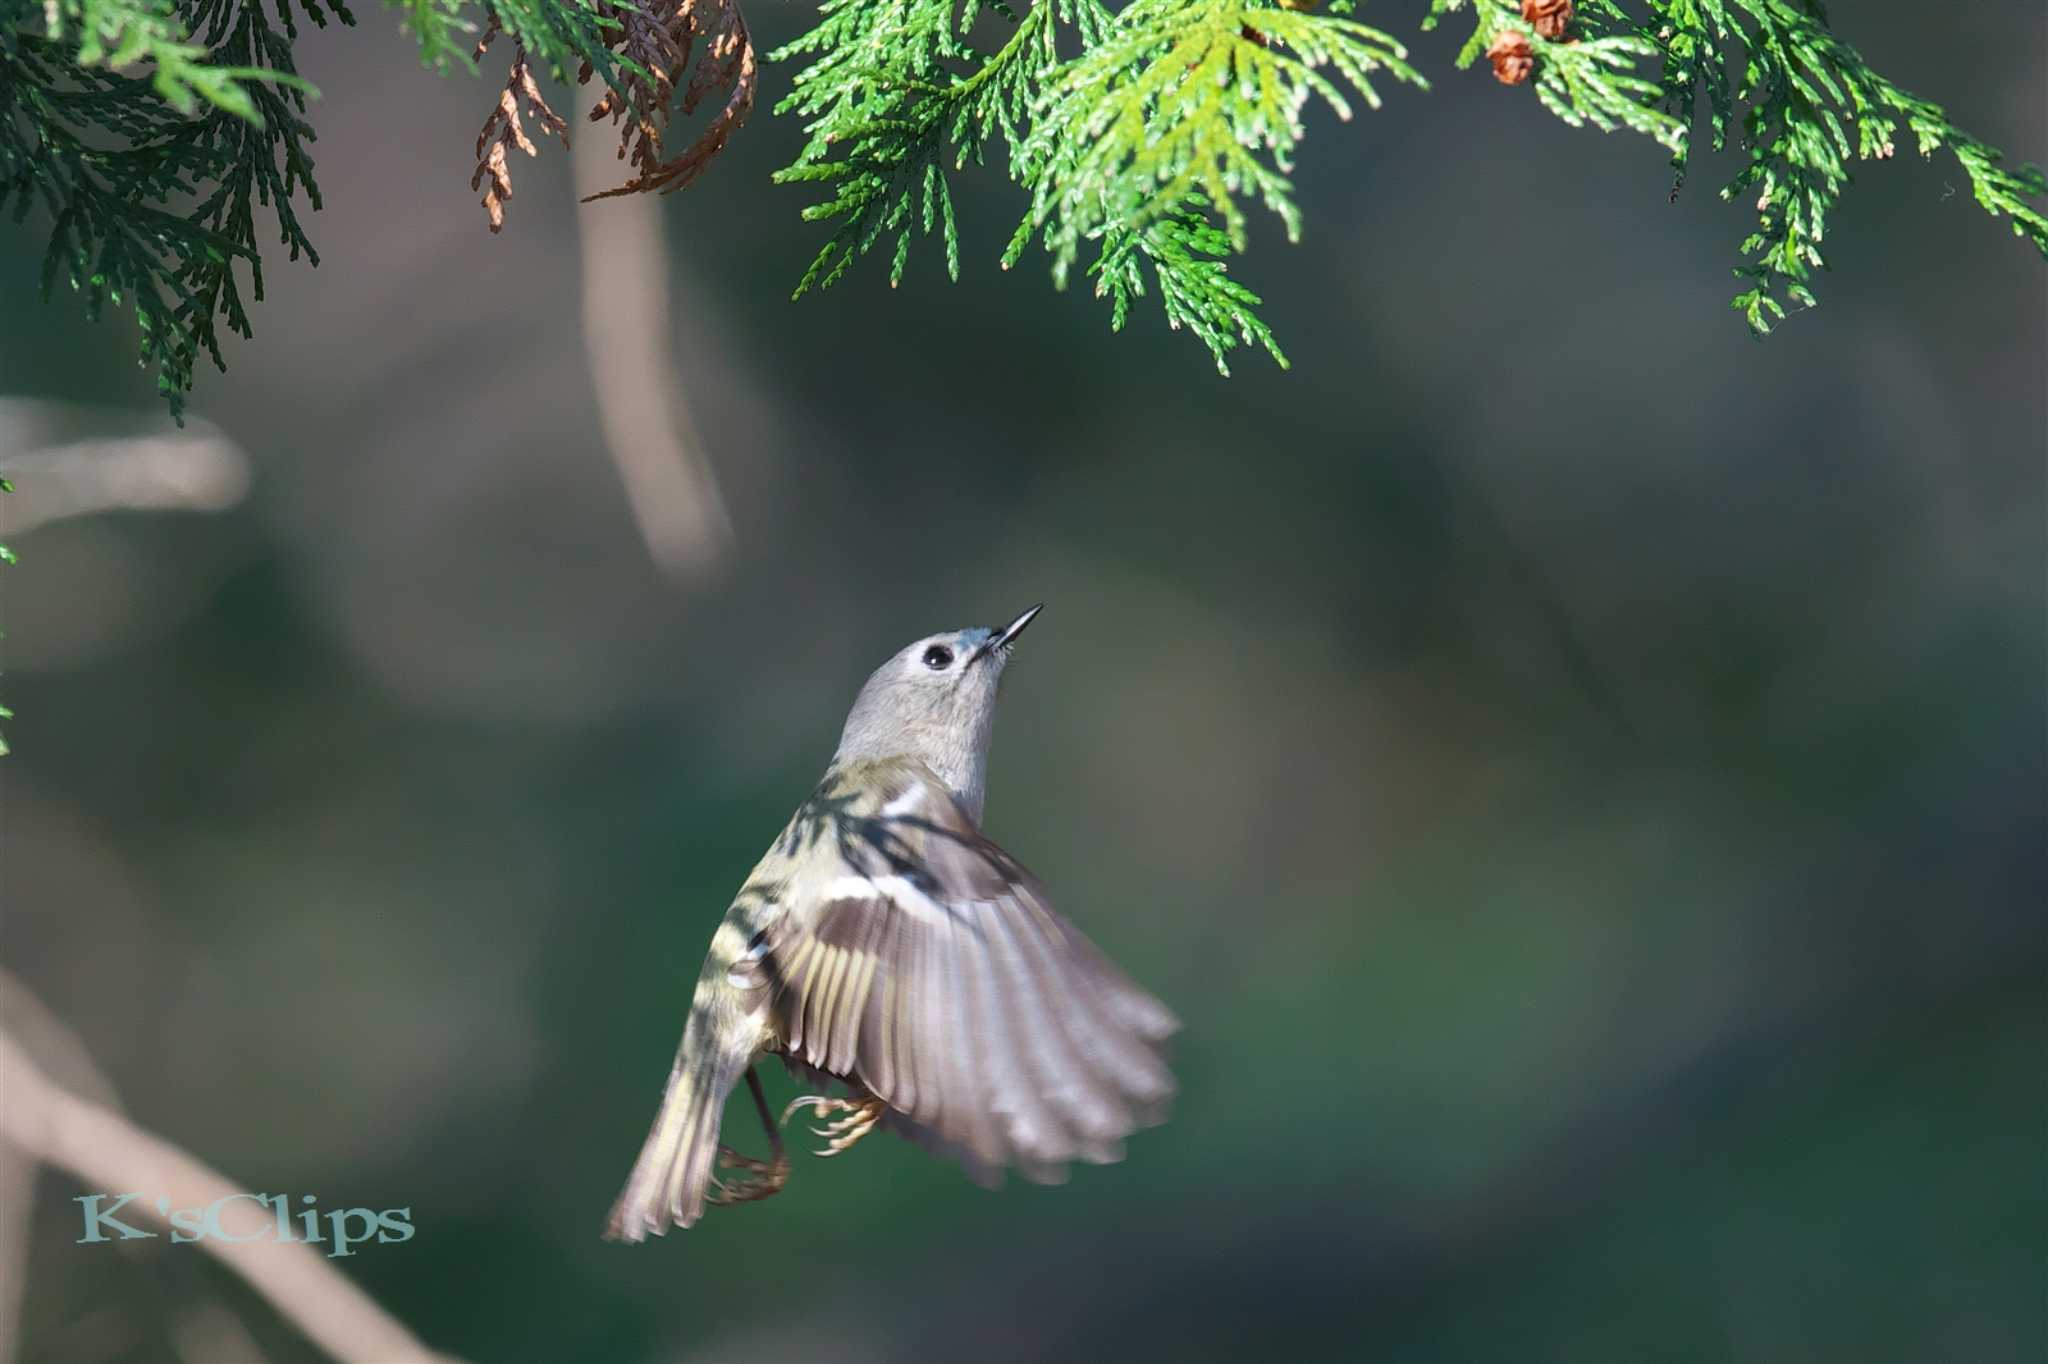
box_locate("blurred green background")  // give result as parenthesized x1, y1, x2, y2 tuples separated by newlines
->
(2, 1, 2044, 1360)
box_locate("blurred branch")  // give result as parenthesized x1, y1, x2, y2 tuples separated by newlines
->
(0, 399, 251, 537)
(0, 397, 253, 760)
(0, 970, 272, 1363)
(572, 81, 733, 585)
(0, 1141, 29, 1364)
(0, 976, 451, 1364)
(0, 970, 126, 1361)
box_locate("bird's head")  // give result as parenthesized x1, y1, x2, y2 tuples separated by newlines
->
(833, 604, 1043, 818)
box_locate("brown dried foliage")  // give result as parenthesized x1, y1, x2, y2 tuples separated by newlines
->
(1520, 0, 1573, 40)
(582, 0, 756, 200)
(472, 19, 571, 233)
(468, 0, 756, 231)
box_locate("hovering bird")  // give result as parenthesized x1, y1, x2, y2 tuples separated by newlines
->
(605, 605, 1180, 1238)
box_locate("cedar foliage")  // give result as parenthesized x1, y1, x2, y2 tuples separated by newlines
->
(1, 0, 2044, 754)
(2, 0, 2044, 396)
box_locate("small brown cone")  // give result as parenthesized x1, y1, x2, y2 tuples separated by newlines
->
(1486, 31, 1535, 85)
(1520, 0, 1573, 40)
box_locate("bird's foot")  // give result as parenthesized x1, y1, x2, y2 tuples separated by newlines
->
(781, 1094, 888, 1158)
(706, 1145, 790, 1205)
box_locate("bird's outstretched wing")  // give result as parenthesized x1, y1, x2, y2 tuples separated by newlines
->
(729, 761, 1179, 1184)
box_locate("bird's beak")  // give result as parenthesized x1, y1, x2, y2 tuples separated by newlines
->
(977, 603, 1043, 662)
(994, 603, 1044, 647)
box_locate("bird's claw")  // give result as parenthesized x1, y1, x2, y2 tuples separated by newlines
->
(706, 1144, 789, 1205)
(780, 1094, 887, 1158)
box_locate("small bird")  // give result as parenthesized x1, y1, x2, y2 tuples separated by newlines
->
(605, 605, 1180, 1238)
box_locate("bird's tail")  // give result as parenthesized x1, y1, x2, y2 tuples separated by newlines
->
(604, 1014, 748, 1240)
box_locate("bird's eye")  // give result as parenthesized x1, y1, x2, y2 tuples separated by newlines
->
(922, 644, 954, 670)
